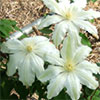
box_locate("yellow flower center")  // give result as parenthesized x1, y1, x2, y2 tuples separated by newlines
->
(64, 61, 75, 72)
(66, 12, 73, 20)
(26, 45, 33, 52)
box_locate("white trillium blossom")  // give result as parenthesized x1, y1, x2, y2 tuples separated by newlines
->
(39, 36, 100, 100)
(38, 0, 100, 46)
(1, 36, 59, 86)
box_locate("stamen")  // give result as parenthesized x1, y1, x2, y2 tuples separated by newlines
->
(66, 64, 74, 72)
(26, 45, 33, 52)
(66, 12, 72, 20)
(64, 62, 75, 72)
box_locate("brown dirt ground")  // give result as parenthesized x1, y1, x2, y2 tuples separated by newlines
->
(0, 0, 100, 99)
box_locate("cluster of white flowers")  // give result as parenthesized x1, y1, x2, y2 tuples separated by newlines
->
(1, 0, 100, 100)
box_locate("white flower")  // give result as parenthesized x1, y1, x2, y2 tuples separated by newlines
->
(39, 36, 100, 100)
(1, 36, 59, 86)
(38, 0, 100, 46)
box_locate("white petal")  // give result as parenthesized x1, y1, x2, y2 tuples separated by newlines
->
(78, 9, 100, 20)
(61, 34, 81, 61)
(45, 53, 64, 66)
(1, 39, 23, 53)
(80, 9, 100, 20)
(69, 31, 82, 47)
(73, 0, 87, 8)
(58, 0, 70, 14)
(42, 0, 62, 14)
(67, 22, 82, 46)
(32, 36, 48, 44)
(30, 53, 44, 78)
(22, 36, 48, 45)
(65, 73, 82, 100)
(76, 69, 99, 89)
(73, 46, 92, 64)
(73, 20, 98, 35)
(7, 55, 17, 76)
(34, 41, 60, 61)
(67, 21, 79, 33)
(38, 15, 63, 29)
(61, 36, 74, 60)
(77, 60, 100, 74)
(47, 73, 67, 99)
(58, 0, 70, 3)
(18, 56, 35, 86)
(7, 52, 26, 76)
(52, 21, 68, 47)
(39, 65, 65, 82)
(68, 5, 82, 19)
(86, 9, 100, 19)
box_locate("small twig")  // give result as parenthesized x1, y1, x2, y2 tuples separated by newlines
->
(32, 26, 40, 36)
(90, 87, 99, 100)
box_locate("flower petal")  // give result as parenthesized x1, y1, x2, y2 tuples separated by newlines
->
(78, 9, 100, 20)
(7, 52, 26, 76)
(42, 0, 62, 14)
(73, 20, 98, 35)
(30, 53, 44, 78)
(32, 36, 48, 43)
(58, 0, 70, 14)
(1, 39, 23, 53)
(67, 22, 82, 45)
(39, 65, 65, 82)
(61, 34, 81, 61)
(7, 55, 17, 76)
(76, 69, 99, 89)
(18, 55, 35, 86)
(47, 73, 67, 99)
(45, 53, 64, 66)
(73, 46, 91, 64)
(77, 60, 100, 74)
(38, 15, 63, 29)
(34, 40, 61, 64)
(65, 73, 82, 100)
(52, 21, 68, 47)
(58, 0, 70, 3)
(22, 36, 48, 45)
(86, 9, 100, 19)
(61, 36, 74, 60)
(18, 53, 44, 86)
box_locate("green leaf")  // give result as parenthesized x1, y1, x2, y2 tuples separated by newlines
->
(89, 19, 95, 23)
(87, 0, 97, 2)
(0, 19, 20, 38)
(18, 34, 28, 40)
(13, 25, 20, 31)
(92, 0, 97, 2)
(0, 72, 15, 99)
(40, 27, 52, 34)
(51, 89, 71, 100)
(96, 63, 100, 67)
(84, 86, 93, 96)
(88, 89, 100, 100)
(14, 81, 29, 99)
(79, 33, 91, 47)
